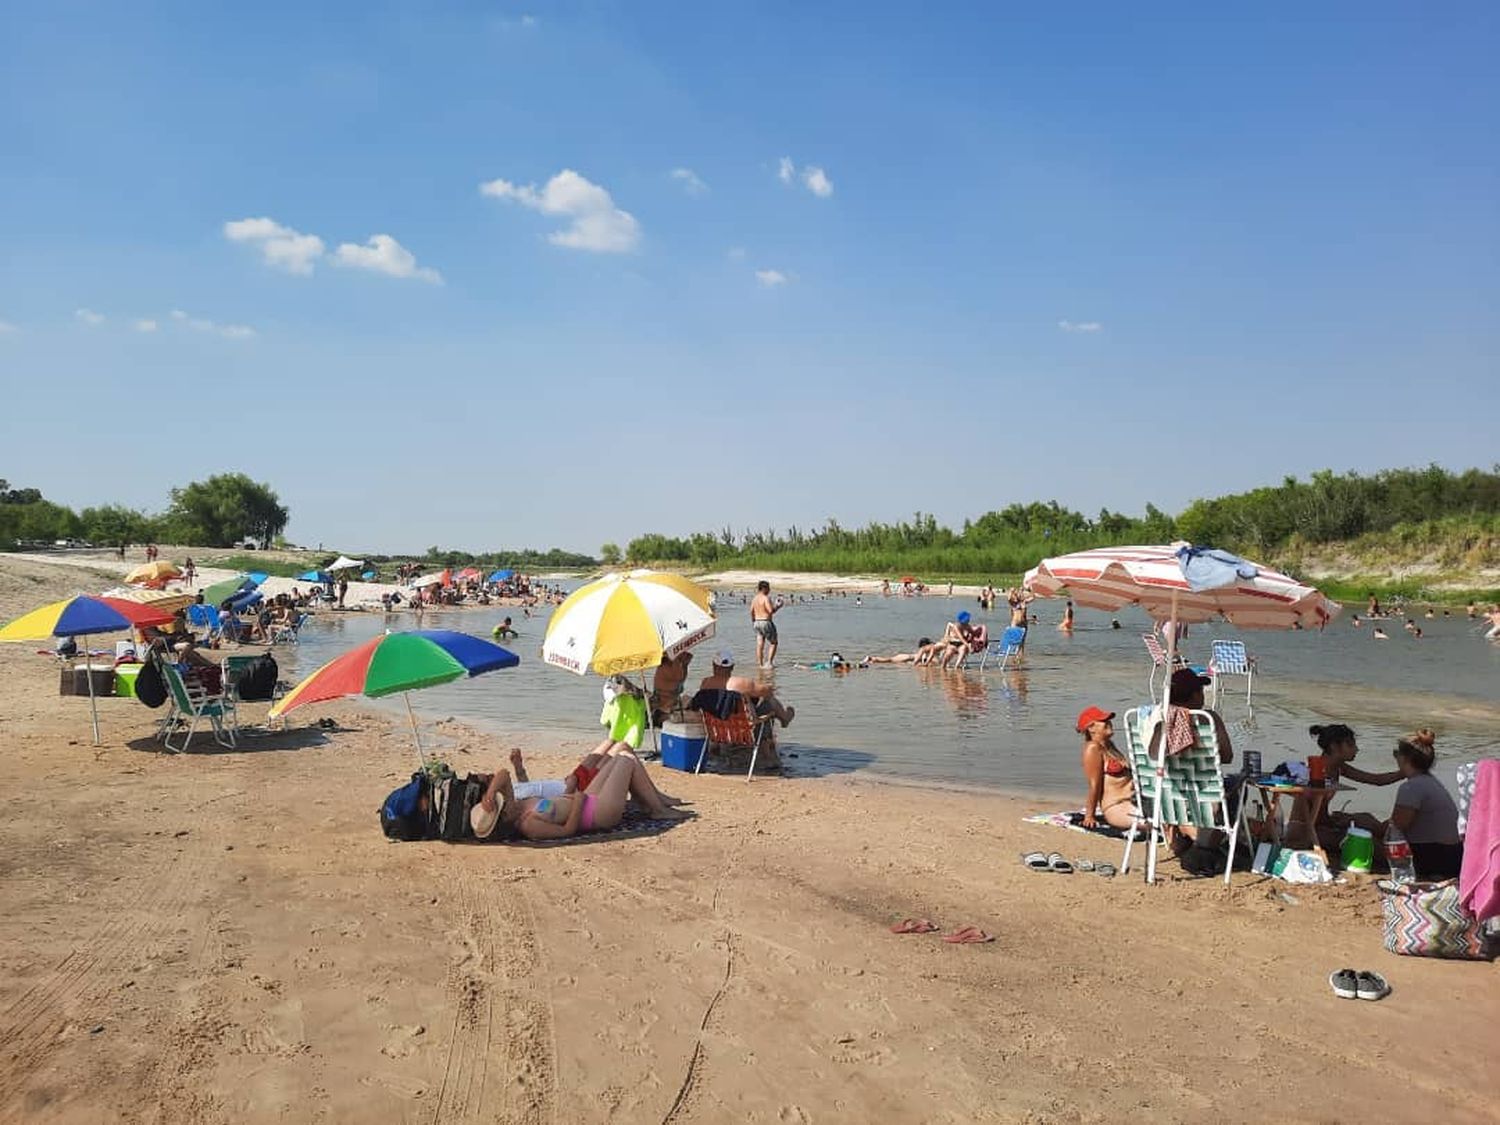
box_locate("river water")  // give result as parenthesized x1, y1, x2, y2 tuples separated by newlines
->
(285, 591, 1498, 806)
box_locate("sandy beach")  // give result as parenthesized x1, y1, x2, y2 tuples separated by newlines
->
(2, 556, 1497, 1124)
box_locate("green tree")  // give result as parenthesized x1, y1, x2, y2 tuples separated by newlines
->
(79, 504, 152, 545)
(599, 542, 621, 565)
(165, 473, 289, 547)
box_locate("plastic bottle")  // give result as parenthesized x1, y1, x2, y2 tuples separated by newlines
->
(1385, 825, 1416, 885)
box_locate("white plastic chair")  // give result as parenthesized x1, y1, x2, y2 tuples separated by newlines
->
(1208, 640, 1256, 710)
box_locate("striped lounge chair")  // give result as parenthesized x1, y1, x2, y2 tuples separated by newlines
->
(1119, 705, 1245, 885)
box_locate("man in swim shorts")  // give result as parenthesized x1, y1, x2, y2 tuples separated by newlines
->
(750, 580, 781, 667)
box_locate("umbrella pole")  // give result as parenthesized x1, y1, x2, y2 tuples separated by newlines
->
(404, 694, 426, 768)
(84, 633, 101, 745)
(1148, 590, 1181, 885)
(640, 673, 658, 754)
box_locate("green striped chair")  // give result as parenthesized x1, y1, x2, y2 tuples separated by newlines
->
(1120, 705, 1244, 885)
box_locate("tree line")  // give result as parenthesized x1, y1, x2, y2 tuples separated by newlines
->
(617, 465, 1500, 575)
(0, 474, 288, 549)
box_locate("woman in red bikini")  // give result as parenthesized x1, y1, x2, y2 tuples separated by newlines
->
(1077, 706, 1140, 831)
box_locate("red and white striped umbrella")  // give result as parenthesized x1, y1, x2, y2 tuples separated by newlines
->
(1023, 544, 1340, 630)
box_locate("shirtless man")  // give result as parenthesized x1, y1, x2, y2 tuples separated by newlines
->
(750, 580, 782, 667)
(650, 650, 692, 722)
(697, 650, 795, 768)
(1007, 588, 1033, 654)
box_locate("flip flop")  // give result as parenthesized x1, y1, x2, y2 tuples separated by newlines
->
(1021, 851, 1050, 871)
(942, 926, 995, 944)
(1355, 971, 1390, 1001)
(1047, 853, 1074, 874)
(1076, 859, 1097, 872)
(889, 918, 939, 934)
(1094, 863, 1117, 878)
(1329, 968, 1359, 1000)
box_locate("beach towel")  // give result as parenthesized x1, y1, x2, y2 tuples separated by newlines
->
(504, 808, 693, 849)
(1023, 811, 1129, 840)
(1458, 760, 1500, 923)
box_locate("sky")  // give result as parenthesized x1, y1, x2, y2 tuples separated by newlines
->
(1, 1, 1496, 555)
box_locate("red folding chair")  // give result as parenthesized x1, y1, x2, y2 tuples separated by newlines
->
(693, 690, 775, 780)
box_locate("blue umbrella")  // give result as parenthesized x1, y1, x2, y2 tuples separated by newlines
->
(247, 571, 269, 585)
(298, 569, 332, 583)
(488, 569, 514, 583)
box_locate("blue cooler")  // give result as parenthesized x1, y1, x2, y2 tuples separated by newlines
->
(659, 719, 707, 772)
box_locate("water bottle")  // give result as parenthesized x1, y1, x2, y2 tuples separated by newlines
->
(1385, 825, 1416, 885)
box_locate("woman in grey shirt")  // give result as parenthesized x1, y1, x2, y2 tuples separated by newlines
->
(1360, 730, 1464, 879)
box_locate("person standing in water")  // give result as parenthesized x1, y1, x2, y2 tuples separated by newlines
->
(751, 580, 782, 667)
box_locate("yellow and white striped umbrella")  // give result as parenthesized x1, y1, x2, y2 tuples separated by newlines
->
(542, 570, 715, 676)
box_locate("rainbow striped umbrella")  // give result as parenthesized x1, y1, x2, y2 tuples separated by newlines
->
(269, 630, 519, 763)
(0, 595, 175, 743)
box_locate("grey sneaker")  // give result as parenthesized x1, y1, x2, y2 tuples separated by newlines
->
(1355, 971, 1390, 1001)
(1328, 969, 1358, 1000)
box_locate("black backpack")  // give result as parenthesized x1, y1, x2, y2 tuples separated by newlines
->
(135, 659, 168, 709)
(431, 774, 485, 841)
(232, 653, 279, 702)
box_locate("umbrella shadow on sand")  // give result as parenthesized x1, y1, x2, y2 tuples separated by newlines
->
(123, 722, 339, 757)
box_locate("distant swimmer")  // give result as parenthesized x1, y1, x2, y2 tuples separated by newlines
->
(492, 616, 518, 640)
(1373, 627, 1389, 640)
(865, 639, 936, 664)
(1110, 619, 1122, 630)
(1351, 614, 1362, 627)
(1059, 600, 1074, 633)
(1368, 594, 1382, 617)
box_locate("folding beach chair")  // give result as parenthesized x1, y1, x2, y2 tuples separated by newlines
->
(1208, 640, 1256, 711)
(269, 612, 307, 645)
(689, 689, 775, 780)
(158, 661, 238, 752)
(186, 604, 222, 646)
(1141, 633, 1190, 696)
(1119, 705, 1246, 885)
(980, 625, 1027, 671)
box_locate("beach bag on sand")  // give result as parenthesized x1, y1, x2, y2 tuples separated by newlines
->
(134, 658, 168, 709)
(432, 775, 485, 842)
(380, 772, 430, 841)
(231, 653, 278, 702)
(1378, 879, 1494, 960)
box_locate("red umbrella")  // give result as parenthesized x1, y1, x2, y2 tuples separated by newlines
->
(94, 596, 176, 628)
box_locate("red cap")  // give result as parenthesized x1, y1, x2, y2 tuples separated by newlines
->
(1075, 706, 1115, 734)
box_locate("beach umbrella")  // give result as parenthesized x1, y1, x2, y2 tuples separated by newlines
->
(100, 586, 197, 614)
(488, 569, 514, 583)
(298, 569, 332, 584)
(248, 571, 269, 585)
(455, 567, 483, 582)
(1024, 543, 1341, 881)
(0, 595, 174, 744)
(268, 630, 519, 765)
(125, 560, 182, 586)
(542, 569, 715, 676)
(328, 555, 365, 572)
(411, 572, 446, 588)
(201, 573, 261, 606)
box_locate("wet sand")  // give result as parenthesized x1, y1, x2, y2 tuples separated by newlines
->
(1, 556, 1498, 1124)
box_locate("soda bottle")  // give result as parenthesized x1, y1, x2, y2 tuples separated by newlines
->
(1385, 825, 1416, 885)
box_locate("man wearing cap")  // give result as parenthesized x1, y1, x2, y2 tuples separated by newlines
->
(1076, 706, 1140, 832)
(1150, 668, 1234, 766)
(697, 650, 795, 767)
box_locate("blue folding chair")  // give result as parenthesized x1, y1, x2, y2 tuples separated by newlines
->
(980, 626, 1027, 670)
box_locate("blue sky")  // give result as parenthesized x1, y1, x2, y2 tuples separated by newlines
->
(2, 2, 1496, 554)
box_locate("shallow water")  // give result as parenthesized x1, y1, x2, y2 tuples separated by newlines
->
(285, 593, 1499, 806)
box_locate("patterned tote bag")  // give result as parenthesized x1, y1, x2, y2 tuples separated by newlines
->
(1378, 880, 1494, 960)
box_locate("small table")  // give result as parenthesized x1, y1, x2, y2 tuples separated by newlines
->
(1245, 781, 1353, 859)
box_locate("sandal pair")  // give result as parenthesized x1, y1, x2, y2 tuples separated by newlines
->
(1074, 859, 1118, 878)
(889, 918, 995, 943)
(1022, 851, 1074, 874)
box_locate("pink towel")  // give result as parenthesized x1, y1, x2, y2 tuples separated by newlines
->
(1459, 759, 1500, 923)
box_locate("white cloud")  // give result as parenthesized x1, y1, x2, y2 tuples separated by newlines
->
(74, 308, 105, 325)
(332, 234, 442, 282)
(1058, 320, 1103, 333)
(0, 319, 16, 334)
(755, 269, 789, 288)
(134, 318, 158, 332)
(480, 169, 641, 253)
(776, 157, 834, 198)
(802, 165, 833, 198)
(223, 216, 326, 275)
(170, 308, 256, 339)
(670, 167, 708, 196)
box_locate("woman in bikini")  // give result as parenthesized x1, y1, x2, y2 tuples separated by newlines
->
(475, 746, 689, 842)
(1077, 707, 1139, 831)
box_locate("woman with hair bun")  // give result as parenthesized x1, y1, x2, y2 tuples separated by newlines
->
(1348, 729, 1464, 879)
